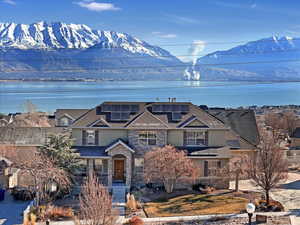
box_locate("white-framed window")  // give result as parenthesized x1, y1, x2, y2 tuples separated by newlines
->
(138, 131, 157, 146)
(60, 117, 69, 126)
(184, 131, 207, 146)
(86, 130, 95, 145)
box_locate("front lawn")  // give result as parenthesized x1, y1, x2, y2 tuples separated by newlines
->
(144, 192, 249, 217)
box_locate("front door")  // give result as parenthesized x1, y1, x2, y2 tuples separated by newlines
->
(113, 159, 125, 182)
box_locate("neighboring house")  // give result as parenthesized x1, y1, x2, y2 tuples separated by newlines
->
(291, 127, 300, 149)
(0, 127, 66, 145)
(55, 101, 259, 189)
(0, 127, 66, 188)
(55, 109, 89, 127)
(0, 115, 13, 127)
(0, 156, 19, 189)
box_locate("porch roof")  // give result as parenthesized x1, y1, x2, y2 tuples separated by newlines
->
(73, 146, 109, 158)
(177, 146, 231, 158)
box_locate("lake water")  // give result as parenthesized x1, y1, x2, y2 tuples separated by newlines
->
(1, 80, 300, 114)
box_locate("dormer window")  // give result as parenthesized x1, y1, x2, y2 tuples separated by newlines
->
(184, 131, 207, 146)
(60, 117, 70, 126)
(138, 131, 157, 146)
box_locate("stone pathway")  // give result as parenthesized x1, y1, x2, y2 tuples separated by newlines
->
(112, 184, 127, 224)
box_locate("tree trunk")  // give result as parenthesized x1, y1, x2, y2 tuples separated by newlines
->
(235, 172, 239, 192)
(164, 179, 174, 193)
(266, 190, 270, 206)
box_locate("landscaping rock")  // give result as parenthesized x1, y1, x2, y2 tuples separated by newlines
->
(256, 214, 267, 223)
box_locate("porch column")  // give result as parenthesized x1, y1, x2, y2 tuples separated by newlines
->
(108, 158, 112, 187)
(87, 159, 94, 178)
(126, 156, 132, 187)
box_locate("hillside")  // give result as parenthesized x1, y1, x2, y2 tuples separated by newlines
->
(0, 22, 184, 80)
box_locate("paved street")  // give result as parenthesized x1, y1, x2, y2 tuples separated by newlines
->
(0, 192, 30, 225)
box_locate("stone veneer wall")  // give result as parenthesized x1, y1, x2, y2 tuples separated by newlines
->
(129, 130, 167, 186)
(107, 144, 133, 187)
(128, 130, 167, 156)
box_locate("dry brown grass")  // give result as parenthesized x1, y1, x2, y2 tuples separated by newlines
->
(144, 193, 248, 217)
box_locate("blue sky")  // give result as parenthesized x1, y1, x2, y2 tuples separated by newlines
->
(1, 0, 300, 61)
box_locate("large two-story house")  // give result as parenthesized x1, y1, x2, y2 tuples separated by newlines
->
(55, 101, 259, 189)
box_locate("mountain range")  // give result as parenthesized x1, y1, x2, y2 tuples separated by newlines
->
(0, 22, 183, 80)
(195, 36, 300, 81)
(0, 22, 300, 81)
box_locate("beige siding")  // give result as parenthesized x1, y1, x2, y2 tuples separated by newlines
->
(208, 130, 226, 146)
(291, 138, 300, 147)
(72, 128, 82, 146)
(99, 130, 128, 146)
(167, 130, 184, 146)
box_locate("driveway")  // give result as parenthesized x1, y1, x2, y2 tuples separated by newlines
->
(230, 172, 300, 225)
(229, 172, 300, 210)
(0, 191, 30, 225)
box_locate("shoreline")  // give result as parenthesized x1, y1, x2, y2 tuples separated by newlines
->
(1, 79, 300, 83)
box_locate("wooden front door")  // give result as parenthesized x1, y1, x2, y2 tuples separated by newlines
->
(113, 160, 125, 182)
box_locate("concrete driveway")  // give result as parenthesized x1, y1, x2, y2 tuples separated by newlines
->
(230, 173, 300, 225)
(229, 172, 300, 210)
(0, 192, 30, 225)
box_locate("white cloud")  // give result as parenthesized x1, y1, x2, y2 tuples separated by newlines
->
(152, 32, 177, 39)
(188, 40, 206, 64)
(2, 0, 16, 5)
(75, 1, 120, 12)
(251, 3, 257, 9)
(164, 14, 200, 25)
(214, 0, 257, 9)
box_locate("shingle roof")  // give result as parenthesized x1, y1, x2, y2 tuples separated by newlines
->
(55, 109, 89, 120)
(72, 139, 134, 158)
(291, 127, 300, 138)
(0, 127, 67, 145)
(71, 102, 227, 130)
(72, 146, 109, 158)
(207, 109, 259, 146)
(177, 146, 231, 158)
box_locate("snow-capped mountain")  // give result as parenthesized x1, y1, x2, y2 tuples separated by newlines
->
(195, 36, 300, 81)
(0, 22, 183, 80)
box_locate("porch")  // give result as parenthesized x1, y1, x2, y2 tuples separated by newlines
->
(73, 139, 135, 188)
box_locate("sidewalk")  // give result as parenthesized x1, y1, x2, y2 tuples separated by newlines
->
(112, 184, 127, 224)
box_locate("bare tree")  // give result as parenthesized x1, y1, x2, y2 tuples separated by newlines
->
(77, 173, 117, 225)
(0, 146, 71, 204)
(144, 145, 198, 193)
(282, 111, 299, 137)
(264, 113, 285, 136)
(230, 155, 250, 192)
(265, 111, 299, 139)
(247, 128, 288, 205)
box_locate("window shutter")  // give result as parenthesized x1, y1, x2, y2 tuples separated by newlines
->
(95, 130, 99, 145)
(82, 130, 87, 145)
(204, 161, 209, 177)
(205, 131, 208, 146)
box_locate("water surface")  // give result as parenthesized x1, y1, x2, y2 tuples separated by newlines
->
(1, 80, 299, 113)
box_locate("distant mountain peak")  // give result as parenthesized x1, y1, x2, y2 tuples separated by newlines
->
(0, 21, 174, 58)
